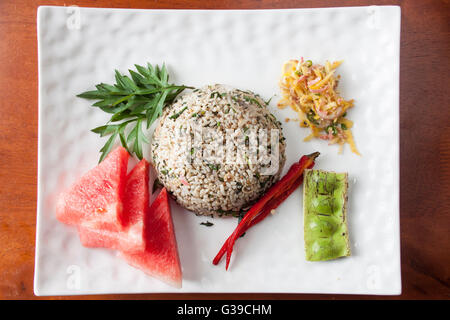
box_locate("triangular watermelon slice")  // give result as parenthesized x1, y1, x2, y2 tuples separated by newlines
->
(119, 188, 182, 288)
(56, 146, 129, 232)
(78, 159, 150, 252)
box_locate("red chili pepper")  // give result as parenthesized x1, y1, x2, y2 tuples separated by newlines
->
(212, 203, 272, 266)
(212, 168, 309, 265)
(212, 152, 320, 269)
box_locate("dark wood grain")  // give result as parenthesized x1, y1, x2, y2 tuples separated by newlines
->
(0, 0, 448, 300)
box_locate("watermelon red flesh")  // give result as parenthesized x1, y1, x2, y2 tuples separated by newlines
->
(120, 188, 182, 288)
(77, 225, 122, 249)
(77, 159, 150, 252)
(77, 223, 143, 251)
(121, 159, 149, 228)
(56, 146, 129, 231)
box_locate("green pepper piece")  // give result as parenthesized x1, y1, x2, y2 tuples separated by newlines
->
(303, 169, 350, 261)
(309, 238, 338, 260)
(306, 214, 338, 237)
(310, 194, 335, 214)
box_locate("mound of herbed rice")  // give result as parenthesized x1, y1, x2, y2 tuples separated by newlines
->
(151, 84, 286, 216)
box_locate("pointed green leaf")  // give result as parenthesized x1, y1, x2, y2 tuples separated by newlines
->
(134, 119, 144, 160)
(166, 87, 185, 103)
(121, 75, 138, 92)
(127, 123, 138, 144)
(129, 69, 145, 86)
(131, 100, 154, 116)
(160, 63, 168, 84)
(110, 110, 131, 122)
(148, 90, 168, 127)
(135, 64, 150, 77)
(93, 96, 125, 108)
(146, 62, 155, 75)
(98, 131, 118, 163)
(118, 123, 131, 154)
(91, 124, 119, 137)
(77, 90, 109, 100)
(138, 119, 150, 144)
(114, 70, 130, 91)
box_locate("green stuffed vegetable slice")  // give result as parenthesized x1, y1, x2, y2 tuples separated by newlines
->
(303, 169, 350, 261)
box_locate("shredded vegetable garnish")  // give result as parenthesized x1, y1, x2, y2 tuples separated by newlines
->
(278, 58, 360, 155)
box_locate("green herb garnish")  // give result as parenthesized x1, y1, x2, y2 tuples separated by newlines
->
(326, 125, 338, 136)
(210, 91, 226, 99)
(169, 106, 188, 120)
(265, 95, 275, 105)
(208, 163, 220, 171)
(244, 153, 251, 165)
(243, 96, 263, 108)
(306, 111, 320, 125)
(200, 221, 214, 227)
(78, 62, 193, 162)
(244, 135, 249, 145)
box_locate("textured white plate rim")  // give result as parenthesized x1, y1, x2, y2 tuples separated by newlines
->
(37, 4, 400, 12)
(34, 5, 401, 296)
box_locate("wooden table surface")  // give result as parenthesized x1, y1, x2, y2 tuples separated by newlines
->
(0, 0, 448, 300)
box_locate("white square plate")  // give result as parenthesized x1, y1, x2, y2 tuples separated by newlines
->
(35, 5, 401, 295)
